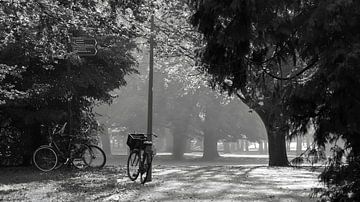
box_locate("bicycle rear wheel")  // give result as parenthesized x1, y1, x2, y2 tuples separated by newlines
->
(127, 150, 140, 181)
(86, 145, 106, 169)
(33, 146, 58, 172)
(140, 153, 151, 184)
(70, 143, 92, 169)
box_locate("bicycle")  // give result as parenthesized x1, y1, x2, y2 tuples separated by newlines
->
(126, 133, 156, 184)
(32, 122, 92, 172)
(84, 144, 106, 169)
(79, 124, 107, 169)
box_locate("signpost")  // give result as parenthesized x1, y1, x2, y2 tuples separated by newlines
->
(67, 36, 97, 135)
(71, 37, 98, 56)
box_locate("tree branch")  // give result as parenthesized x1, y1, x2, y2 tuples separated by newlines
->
(261, 58, 318, 80)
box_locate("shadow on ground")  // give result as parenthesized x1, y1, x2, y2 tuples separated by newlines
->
(0, 156, 322, 202)
(119, 165, 321, 202)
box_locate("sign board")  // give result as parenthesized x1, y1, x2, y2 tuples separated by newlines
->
(71, 37, 98, 56)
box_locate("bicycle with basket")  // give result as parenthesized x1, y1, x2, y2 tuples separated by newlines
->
(126, 133, 156, 184)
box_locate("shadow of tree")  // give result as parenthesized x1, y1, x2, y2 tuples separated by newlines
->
(121, 165, 320, 202)
(0, 164, 321, 201)
(0, 167, 77, 184)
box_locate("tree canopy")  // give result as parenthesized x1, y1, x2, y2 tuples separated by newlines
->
(190, 0, 360, 200)
(0, 0, 143, 166)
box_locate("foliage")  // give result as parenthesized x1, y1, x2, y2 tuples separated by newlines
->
(190, 0, 360, 200)
(0, 116, 23, 166)
(290, 145, 326, 167)
(189, 0, 304, 165)
(0, 0, 142, 166)
(93, 0, 267, 160)
(287, 1, 360, 200)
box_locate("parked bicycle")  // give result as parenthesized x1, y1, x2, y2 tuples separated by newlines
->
(126, 133, 156, 184)
(85, 144, 106, 169)
(32, 122, 94, 172)
(79, 124, 107, 169)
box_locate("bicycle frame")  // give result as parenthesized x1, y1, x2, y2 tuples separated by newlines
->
(46, 123, 82, 164)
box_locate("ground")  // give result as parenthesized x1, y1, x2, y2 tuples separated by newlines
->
(0, 154, 322, 202)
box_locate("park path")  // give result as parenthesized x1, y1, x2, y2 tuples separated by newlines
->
(109, 165, 321, 202)
(0, 161, 321, 202)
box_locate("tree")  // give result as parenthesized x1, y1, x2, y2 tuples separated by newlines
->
(94, 0, 268, 161)
(286, 1, 360, 200)
(190, 0, 360, 200)
(95, 54, 266, 160)
(0, 0, 142, 166)
(189, 0, 306, 166)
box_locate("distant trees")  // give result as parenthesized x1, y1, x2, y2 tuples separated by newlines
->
(147, 0, 267, 160)
(97, 59, 266, 159)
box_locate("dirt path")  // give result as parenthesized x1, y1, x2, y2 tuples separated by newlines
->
(0, 163, 321, 202)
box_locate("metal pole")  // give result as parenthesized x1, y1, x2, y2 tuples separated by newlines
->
(146, 14, 155, 182)
(67, 61, 72, 136)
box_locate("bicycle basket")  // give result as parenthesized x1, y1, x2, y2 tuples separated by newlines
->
(127, 134, 146, 150)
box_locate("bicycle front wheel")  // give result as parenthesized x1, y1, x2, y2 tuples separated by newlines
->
(140, 153, 151, 184)
(33, 146, 58, 172)
(70, 143, 92, 169)
(86, 145, 106, 169)
(127, 150, 140, 181)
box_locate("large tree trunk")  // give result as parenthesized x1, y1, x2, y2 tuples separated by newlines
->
(256, 108, 289, 166)
(186, 138, 192, 153)
(238, 139, 243, 152)
(258, 141, 264, 154)
(268, 131, 288, 166)
(203, 130, 219, 160)
(164, 129, 173, 152)
(296, 136, 302, 156)
(286, 141, 291, 152)
(264, 140, 268, 154)
(244, 140, 249, 152)
(223, 141, 230, 153)
(172, 133, 186, 160)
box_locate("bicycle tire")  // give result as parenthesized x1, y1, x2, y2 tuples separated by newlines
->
(70, 143, 92, 169)
(140, 153, 151, 184)
(127, 150, 140, 181)
(87, 145, 106, 169)
(33, 146, 58, 172)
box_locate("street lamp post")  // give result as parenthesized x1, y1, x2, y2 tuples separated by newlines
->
(146, 14, 155, 182)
